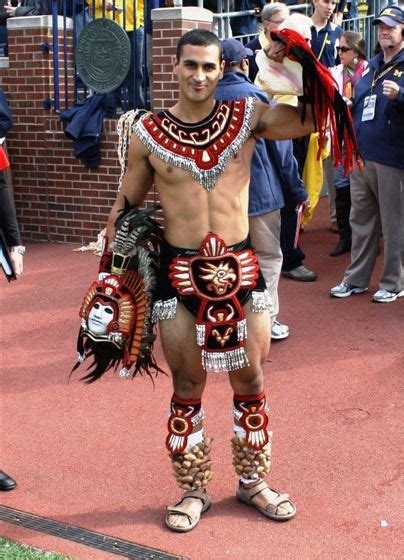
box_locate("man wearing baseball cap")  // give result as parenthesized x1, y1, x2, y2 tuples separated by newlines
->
(330, 6, 404, 302)
(221, 38, 254, 68)
(216, 38, 309, 344)
(372, 5, 404, 27)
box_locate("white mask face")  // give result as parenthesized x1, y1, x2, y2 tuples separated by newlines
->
(87, 302, 115, 335)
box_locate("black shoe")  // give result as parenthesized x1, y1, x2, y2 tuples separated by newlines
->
(330, 240, 351, 256)
(0, 470, 17, 491)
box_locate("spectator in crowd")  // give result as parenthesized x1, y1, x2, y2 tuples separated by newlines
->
(1, 0, 50, 55)
(311, 0, 342, 67)
(0, 1, 9, 56)
(66, 1, 92, 40)
(0, 87, 24, 491)
(215, 38, 308, 341)
(249, 10, 317, 282)
(330, 6, 404, 302)
(332, 0, 357, 26)
(311, 0, 343, 233)
(145, 1, 161, 80)
(246, 2, 289, 81)
(94, 0, 123, 23)
(121, 0, 146, 109)
(231, 0, 266, 40)
(329, 30, 367, 256)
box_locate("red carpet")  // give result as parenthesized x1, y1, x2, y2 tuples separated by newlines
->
(1, 199, 403, 560)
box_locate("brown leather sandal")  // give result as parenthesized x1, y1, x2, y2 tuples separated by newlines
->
(165, 488, 212, 533)
(236, 480, 296, 521)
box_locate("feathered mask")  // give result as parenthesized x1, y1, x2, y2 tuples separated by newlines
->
(270, 28, 361, 174)
(71, 202, 165, 383)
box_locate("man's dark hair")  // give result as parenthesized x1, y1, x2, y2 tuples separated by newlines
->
(176, 29, 223, 62)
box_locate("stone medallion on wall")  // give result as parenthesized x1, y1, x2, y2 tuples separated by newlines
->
(76, 18, 131, 93)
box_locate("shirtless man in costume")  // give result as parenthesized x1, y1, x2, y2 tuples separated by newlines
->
(100, 29, 353, 532)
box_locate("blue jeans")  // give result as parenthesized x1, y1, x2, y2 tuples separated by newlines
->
(334, 163, 350, 190)
(124, 26, 146, 110)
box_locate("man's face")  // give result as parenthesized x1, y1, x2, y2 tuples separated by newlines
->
(377, 22, 403, 50)
(175, 43, 224, 104)
(263, 7, 289, 35)
(313, 0, 338, 21)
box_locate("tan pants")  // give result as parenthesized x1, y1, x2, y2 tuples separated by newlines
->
(344, 161, 404, 293)
(249, 210, 282, 321)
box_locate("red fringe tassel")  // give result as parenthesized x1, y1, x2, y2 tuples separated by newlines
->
(271, 28, 362, 174)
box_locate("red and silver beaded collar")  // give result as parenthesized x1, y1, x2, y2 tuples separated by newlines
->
(133, 98, 256, 191)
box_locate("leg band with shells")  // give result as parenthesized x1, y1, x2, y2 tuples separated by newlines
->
(166, 394, 213, 491)
(232, 392, 272, 481)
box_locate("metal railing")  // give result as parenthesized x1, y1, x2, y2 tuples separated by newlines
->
(45, 0, 386, 113)
(51, 0, 151, 112)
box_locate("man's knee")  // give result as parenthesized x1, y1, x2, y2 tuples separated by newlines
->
(231, 364, 264, 395)
(171, 368, 206, 399)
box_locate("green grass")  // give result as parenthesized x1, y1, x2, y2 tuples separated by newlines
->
(0, 537, 75, 560)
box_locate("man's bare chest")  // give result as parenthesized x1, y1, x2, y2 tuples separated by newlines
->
(133, 98, 256, 192)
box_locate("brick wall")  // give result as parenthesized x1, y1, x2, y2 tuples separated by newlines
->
(1, 8, 212, 244)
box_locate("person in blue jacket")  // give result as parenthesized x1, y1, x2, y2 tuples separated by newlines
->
(331, 6, 404, 303)
(310, 0, 342, 68)
(215, 38, 308, 341)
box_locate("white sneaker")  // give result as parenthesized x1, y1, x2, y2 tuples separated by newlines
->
(330, 282, 367, 298)
(271, 320, 289, 340)
(372, 289, 404, 303)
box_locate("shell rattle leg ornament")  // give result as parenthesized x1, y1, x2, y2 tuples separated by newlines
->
(166, 394, 212, 490)
(232, 392, 272, 481)
(165, 394, 212, 532)
(232, 392, 296, 521)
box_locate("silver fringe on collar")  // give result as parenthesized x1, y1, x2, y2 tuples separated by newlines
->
(133, 98, 256, 191)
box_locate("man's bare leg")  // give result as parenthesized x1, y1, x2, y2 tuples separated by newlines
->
(229, 302, 296, 519)
(159, 303, 211, 531)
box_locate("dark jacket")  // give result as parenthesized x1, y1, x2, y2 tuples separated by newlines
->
(0, 90, 19, 280)
(214, 71, 306, 217)
(0, 176, 21, 248)
(231, 0, 266, 37)
(60, 93, 114, 168)
(353, 49, 404, 169)
(0, 0, 49, 18)
(0, 88, 13, 138)
(245, 35, 261, 82)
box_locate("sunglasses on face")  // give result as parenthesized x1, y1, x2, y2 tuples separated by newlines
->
(337, 46, 353, 53)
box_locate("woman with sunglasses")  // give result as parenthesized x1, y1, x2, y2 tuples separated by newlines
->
(329, 31, 367, 256)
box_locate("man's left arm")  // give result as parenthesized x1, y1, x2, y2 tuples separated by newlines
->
(253, 100, 315, 141)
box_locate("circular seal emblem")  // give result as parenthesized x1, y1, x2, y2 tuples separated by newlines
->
(76, 18, 131, 93)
